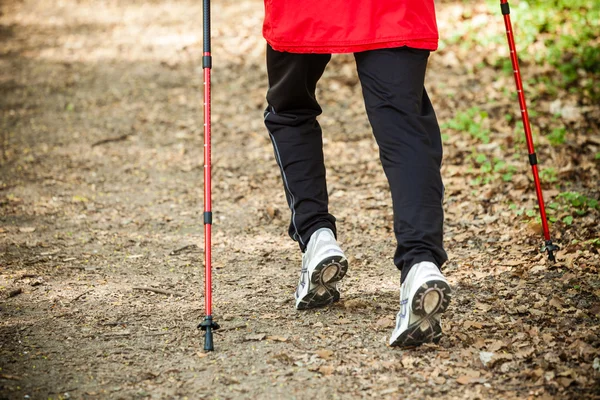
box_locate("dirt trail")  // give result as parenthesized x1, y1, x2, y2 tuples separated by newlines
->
(1, 1, 598, 399)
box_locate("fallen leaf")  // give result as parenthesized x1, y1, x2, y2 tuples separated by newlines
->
(401, 356, 416, 369)
(544, 352, 560, 364)
(558, 369, 575, 377)
(530, 264, 547, 274)
(19, 227, 36, 233)
(489, 340, 506, 352)
(266, 205, 279, 219)
(218, 376, 240, 385)
(516, 347, 535, 359)
(527, 221, 543, 235)
(266, 335, 288, 342)
(549, 296, 565, 309)
(531, 368, 544, 378)
(456, 375, 474, 385)
(434, 376, 446, 384)
(375, 317, 394, 330)
(343, 299, 370, 309)
(473, 337, 486, 349)
(244, 333, 266, 341)
(196, 352, 208, 358)
(463, 320, 483, 329)
(334, 318, 351, 325)
(556, 377, 573, 388)
(316, 350, 334, 360)
(272, 353, 295, 365)
(318, 365, 334, 376)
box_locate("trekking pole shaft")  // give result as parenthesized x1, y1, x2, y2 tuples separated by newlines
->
(204, 66, 212, 316)
(500, 0, 551, 242)
(198, 0, 219, 352)
(203, 0, 213, 317)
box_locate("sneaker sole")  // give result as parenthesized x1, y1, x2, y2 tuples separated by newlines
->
(296, 256, 348, 310)
(390, 279, 452, 348)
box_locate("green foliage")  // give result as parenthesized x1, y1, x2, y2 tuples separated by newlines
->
(510, 191, 598, 224)
(540, 167, 558, 183)
(547, 127, 567, 146)
(443, 107, 491, 144)
(468, 153, 518, 186)
(556, 191, 599, 214)
(509, 203, 536, 218)
(513, 120, 526, 144)
(501, 0, 600, 99)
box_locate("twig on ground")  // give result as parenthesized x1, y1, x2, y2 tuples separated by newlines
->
(169, 244, 199, 256)
(216, 323, 248, 333)
(132, 286, 185, 297)
(91, 134, 129, 147)
(103, 332, 131, 338)
(70, 290, 91, 303)
(0, 374, 21, 381)
(100, 321, 128, 327)
(14, 273, 37, 281)
(7, 288, 22, 298)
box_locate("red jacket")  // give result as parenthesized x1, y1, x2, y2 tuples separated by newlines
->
(263, 0, 438, 54)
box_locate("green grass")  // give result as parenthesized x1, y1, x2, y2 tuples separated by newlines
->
(510, 190, 599, 225)
(547, 127, 567, 146)
(491, 0, 600, 99)
(467, 152, 518, 186)
(442, 107, 491, 144)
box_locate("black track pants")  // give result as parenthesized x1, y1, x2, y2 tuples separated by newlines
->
(264, 45, 447, 281)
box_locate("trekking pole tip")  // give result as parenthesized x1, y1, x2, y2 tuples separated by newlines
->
(204, 327, 215, 351)
(198, 315, 220, 352)
(543, 239, 559, 263)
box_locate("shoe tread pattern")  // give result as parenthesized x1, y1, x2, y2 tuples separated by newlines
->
(390, 279, 452, 348)
(296, 256, 348, 310)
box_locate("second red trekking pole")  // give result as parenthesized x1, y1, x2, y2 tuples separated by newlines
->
(198, 0, 219, 351)
(499, 0, 558, 262)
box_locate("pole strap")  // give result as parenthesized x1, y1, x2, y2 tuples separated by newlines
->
(501, 2, 510, 15)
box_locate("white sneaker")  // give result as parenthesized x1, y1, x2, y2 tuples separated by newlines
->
(295, 228, 348, 310)
(389, 261, 451, 347)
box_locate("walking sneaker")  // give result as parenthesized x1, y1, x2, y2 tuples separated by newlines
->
(295, 228, 348, 310)
(389, 261, 451, 347)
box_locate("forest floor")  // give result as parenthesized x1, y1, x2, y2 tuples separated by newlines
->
(1, 0, 599, 399)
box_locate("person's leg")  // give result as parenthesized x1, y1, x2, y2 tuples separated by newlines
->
(354, 47, 447, 283)
(355, 47, 451, 347)
(265, 45, 348, 310)
(264, 44, 336, 250)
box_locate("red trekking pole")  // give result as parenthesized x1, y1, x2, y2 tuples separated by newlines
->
(500, 0, 558, 261)
(198, 0, 219, 351)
